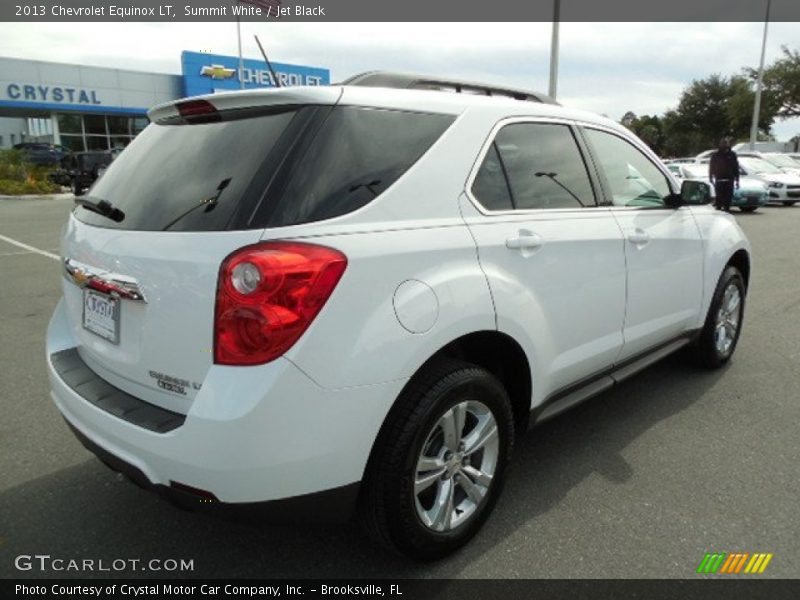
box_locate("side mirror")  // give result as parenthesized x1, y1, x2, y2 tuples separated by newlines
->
(678, 179, 713, 206)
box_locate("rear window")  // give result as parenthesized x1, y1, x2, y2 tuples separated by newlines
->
(75, 105, 454, 231)
(76, 108, 300, 231)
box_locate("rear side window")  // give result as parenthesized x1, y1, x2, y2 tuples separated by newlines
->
(75, 108, 300, 231)
(471, 143, 513, 211)
(258, 107, 455, 228)
(471, 122, 596, 211)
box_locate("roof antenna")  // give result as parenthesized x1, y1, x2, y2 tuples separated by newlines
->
(253, 34, 282, 88)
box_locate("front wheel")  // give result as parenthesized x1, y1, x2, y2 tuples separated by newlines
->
(687, 266, 746, 369)
(739, 206, 758, 213)
(783, 201, 796, 207)
(359, 359, 514, 560)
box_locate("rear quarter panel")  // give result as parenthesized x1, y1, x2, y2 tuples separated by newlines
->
(278, 223, 496, 389)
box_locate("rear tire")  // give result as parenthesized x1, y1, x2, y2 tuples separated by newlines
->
(783, 201, 796, 207)
(687, 266, 746, 369)
(72, 179, 84, 197)
(739, 207, 758, 213)
(359, 358, 514, 561)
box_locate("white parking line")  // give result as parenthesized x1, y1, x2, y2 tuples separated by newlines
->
(0, 233, 60, 261)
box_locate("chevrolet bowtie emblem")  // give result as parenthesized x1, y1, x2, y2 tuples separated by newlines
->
(200, 64, 236, 80)
(71, 268, 90, 287)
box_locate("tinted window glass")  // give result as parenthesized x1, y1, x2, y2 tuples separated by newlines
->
(471, 143, 513, 210)
(262, 106, 455, 227)
(493, 123, 595, 210)
(584, 128, 671, 207)
(75, 108, 299, 231)
(84, 115, 107, 135)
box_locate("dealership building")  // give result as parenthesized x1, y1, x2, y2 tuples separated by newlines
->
(0, 52, 330, 151)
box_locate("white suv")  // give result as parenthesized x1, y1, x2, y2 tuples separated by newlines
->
(47, 73, 751, 560)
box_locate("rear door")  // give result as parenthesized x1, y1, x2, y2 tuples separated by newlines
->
(461, 119, 627, 399)
(581, 126, 704, 360)
(60, 105, 312, 414)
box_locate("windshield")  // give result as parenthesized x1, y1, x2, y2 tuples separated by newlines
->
(764, 154, 799, 168)
(741, 157, 782, 175)
(75, 107, 300, 231)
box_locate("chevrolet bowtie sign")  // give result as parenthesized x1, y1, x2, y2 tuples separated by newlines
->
(182, 51, 330, 98)
(200, 65, 236, 80)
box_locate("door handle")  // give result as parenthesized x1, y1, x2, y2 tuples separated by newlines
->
(506, 230, 543, 251)
(627, 230, 650, 245)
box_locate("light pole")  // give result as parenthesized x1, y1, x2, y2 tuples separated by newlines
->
(749, 0, 771, 150)
(548, 0, 560, 100)
(236, 14, 244, 90)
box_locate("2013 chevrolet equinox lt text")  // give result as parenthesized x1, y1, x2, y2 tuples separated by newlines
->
(47, 72, 751, 560)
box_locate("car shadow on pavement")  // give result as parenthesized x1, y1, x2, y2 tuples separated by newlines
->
(0, 355, 727, 579)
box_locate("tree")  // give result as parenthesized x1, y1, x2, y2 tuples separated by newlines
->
(620, 111, 637, 128)
(627, 114, 665, 155)
(755, 46, 800, 119)
(654, 74, 778, 155)
(725, 75, 779, 140)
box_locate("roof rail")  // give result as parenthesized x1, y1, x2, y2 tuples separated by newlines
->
(341, 71, 559, 105)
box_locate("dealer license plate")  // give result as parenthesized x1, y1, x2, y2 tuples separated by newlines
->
(82, 289, 120, 344)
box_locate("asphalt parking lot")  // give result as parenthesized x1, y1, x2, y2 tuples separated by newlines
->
(0, 195, 798, 579)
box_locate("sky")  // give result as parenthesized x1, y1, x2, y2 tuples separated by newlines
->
(1, 21, 799, 141)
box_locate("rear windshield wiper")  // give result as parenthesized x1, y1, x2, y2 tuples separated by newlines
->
(76, 196, 125, 223)
(162, 178, 232, 231)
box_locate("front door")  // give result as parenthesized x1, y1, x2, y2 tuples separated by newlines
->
(581, 126, 704, 360)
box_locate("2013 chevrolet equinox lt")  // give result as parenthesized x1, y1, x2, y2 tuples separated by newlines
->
(47, 73, 751, 560)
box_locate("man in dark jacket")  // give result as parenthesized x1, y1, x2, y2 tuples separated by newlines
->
(708, 138, 740, 212)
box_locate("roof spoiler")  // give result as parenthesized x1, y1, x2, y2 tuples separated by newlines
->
(147, 86, 343, 124)
(341, 71, 559, 105)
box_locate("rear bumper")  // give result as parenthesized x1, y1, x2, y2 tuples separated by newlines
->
(65, 418, 360, 521)
(47, 299, 403, 511)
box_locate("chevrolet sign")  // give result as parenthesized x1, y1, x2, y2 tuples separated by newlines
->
(200, 65, 236, 80)
(182, 51, 329, 97)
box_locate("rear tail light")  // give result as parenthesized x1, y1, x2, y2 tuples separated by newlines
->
(214, 242, 347, 365)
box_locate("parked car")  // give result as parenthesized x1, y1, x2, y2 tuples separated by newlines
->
(55, 151, 114, 196)
(663, 157, 698, 165)
(666, 163, 684, 178)
(695, 149, 715, 162)
(737, 151, 800, 177)
(739, 157, 800, 206)
(47, 73, 752, 560)
(12, 142, 65, 166)
(673, 163, 768, 212)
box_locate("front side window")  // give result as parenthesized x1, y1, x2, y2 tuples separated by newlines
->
(584, 128, 672, 207)
(471, 122, 596, 211)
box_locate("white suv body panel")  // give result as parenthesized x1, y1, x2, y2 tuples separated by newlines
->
(47, 84, 752, 508)
(610, 205, 705, 360)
